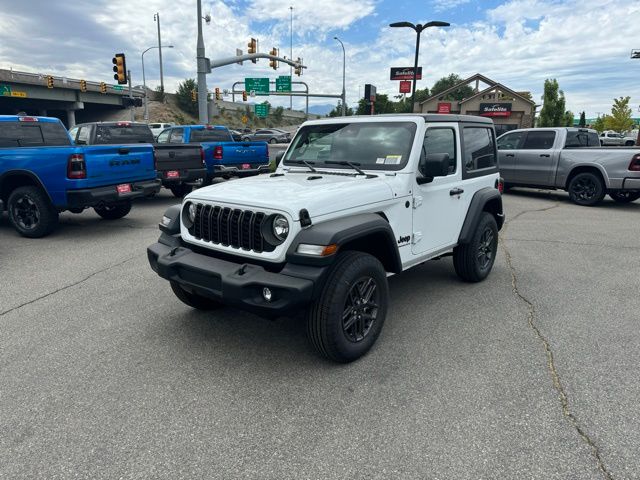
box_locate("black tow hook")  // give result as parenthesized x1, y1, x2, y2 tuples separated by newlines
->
(169, 247, 180, 257)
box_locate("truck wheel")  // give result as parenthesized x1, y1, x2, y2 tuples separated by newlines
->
(7, 186, 59, 238)
(453, 212, 498, 283)
(568, 172, 605, 206)
(306, 251, 389, 363)
(94, 201, 132, 220)
(170, 281, 222, 310)
(625, 140, 636, 146)
(169, 184, 192, 198)
(609, 191, 640, 203)
(269, 138, 277, 144)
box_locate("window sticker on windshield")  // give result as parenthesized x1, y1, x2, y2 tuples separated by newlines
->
(385, 155, 402, 165)
(376, 157, 386, 164)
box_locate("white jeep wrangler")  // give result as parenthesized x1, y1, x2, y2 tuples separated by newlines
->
(148, 114, 504, 362)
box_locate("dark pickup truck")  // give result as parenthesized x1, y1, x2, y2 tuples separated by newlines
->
(69, 122, 206, 197)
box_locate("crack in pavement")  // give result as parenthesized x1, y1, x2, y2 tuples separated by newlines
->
(500, 203, 613, 480)
(0, 255, 140, 318)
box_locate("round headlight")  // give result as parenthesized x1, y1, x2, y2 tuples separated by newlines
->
(188, 203, 197, 223)
(272, 215, 289, 241)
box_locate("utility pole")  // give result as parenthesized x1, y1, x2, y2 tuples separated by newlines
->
(154, 13, 165, 97)
(289, 6, 293, 110)
(334, 36, 346, 116)
(128, 69, 134, 122)
(196, 0, 209, 123)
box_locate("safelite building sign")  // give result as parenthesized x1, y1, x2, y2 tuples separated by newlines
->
(479, 103, 512, 117)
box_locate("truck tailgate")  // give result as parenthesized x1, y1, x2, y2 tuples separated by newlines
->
(218, 141, 269, 164)
(154, 144, 203, 171)
(81, 144, 156, 187)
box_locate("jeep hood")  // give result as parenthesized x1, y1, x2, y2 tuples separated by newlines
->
(187, 172, 396, 220)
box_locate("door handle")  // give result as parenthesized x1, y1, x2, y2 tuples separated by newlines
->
(118, 148, 129, 155)
(449, 188, 464, 196)
(539, 154, 550, 157)
(505, 153, 515, 157)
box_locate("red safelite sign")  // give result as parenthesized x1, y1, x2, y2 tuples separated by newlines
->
(399, 81, 411, 94)
(437, 102, 451, 114)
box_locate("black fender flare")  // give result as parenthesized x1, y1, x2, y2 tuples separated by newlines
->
(0, 169, 53, 205)
(286, 213, 402, 273)
(458, 187, 504, 244)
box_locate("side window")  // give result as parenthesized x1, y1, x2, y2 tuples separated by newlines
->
(169, 128, 184, 144)
(76, 127, 90, 145)
(463, 127, 496, 172)
(422, 128, 457, 174)
(68, 127, 79, 142)
(156, 129, 171, 143)
(522, 131, 556, 149)
(497, 131, 525, 150)
(565, 131, 600, 148)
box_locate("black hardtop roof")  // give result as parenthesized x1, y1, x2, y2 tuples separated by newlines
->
(344, 113, 494, 124)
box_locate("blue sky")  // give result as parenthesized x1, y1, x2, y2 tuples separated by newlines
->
(0, 0, 638, 117)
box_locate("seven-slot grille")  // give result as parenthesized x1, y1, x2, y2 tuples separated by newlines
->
(189, 204, 275, 253)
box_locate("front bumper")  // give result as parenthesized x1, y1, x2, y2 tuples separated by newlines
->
(66, 179, 161, 209)
(159, 168, 207, 186)
(212, 164, 270, 176)
(147, 238, 325, 317)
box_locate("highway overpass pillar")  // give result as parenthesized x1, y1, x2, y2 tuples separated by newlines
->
(66, 109, 76, 128)
(39, 109, 48, 117)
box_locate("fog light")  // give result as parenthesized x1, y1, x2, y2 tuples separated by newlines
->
(262, 287, 273, 302)
(161, 215, 171, 226)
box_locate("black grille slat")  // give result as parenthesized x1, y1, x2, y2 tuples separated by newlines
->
(188, 203, 274, 253)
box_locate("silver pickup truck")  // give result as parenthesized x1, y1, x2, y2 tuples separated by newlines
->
(497, 127, 640, 205)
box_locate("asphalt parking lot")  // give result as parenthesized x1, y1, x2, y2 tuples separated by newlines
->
(1, 187, 639, 479)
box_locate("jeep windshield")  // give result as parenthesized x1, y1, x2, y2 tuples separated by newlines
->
(283, 122, 417, 171)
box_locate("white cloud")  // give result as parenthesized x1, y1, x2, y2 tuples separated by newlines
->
(432, 0, 472, 12)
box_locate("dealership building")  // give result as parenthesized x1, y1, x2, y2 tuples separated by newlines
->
(418, 73, 537, 137)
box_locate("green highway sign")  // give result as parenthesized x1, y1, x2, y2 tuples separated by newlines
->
(244, 77, 270, 95)
(112, 85, 124, 91)
(0, 84, 12, 96)
(254, 103, 270, 118)
(275, 75, 291, 93)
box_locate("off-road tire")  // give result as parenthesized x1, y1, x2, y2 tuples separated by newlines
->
(170, 281, 222, 310)
(567, 172, 605, 206)
(94, 201, 132, 220)
(169, 184, 192, 198)
(306, 251, 389, 363)
(453, 212, 498, 283)
(7, 186, 59, 238)
(609, 191, 640, 203)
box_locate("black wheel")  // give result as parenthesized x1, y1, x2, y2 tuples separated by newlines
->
(453, 212, 498, 283)
(609, 191, 640, 203)
(502, 183, 513, 192)
(625, 140, 636, 146)
(306, 251, 388, 363)
(170, 281, 222, 310)
(241, 137, 250, 142)
(7, 186, 59, 238)
(169, 184, 192, 198)
(94, 201, 132, 220)
(269, 138, 277, 144)
(567, 172, 605, 206)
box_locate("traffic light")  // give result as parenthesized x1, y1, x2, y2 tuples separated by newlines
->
(191, 89, 197, 102)
(79, 79, 87, 92)
(46, 75, 54, 88)
(112, 53, 127, 85)
(269, 48, 278, 70)
(242, 90, 248, 102)
(247, 38, 257, 64)
(215, 87, 220, 100)
(100, 82, 107, 94)
(294, 58, 303, 76)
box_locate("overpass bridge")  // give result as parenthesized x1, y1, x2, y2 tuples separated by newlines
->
(0, 69, 144, 127)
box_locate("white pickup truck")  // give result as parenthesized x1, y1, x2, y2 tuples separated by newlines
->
(498, 127, 640, 205)
(148, 114, 505, 362)
(600, 130, 637, 147)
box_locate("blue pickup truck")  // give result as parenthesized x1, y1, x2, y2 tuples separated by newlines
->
(0, 115, 160, 238)
(156, 125, 269, 182)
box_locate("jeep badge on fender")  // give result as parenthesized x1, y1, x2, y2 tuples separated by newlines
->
(147, 114, 505, 363)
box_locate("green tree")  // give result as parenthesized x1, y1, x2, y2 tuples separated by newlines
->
(355, 94, 396, 115)
(579, 111, 586, 127)
(538, 79, 569, 127)
(153, 85, 165, 102)
(592, 115, 609, 133)
(563, 111, 574, 127)
(327, 100, 354, 117)
(604, 96, 634, 132)
(430, 74, 473, 101)
(272, 106, 284, 122)
(176, 78, 198, 116)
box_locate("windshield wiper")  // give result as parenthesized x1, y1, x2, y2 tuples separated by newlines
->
(286, 159, 317, 172)
(325, 160, 366, 176)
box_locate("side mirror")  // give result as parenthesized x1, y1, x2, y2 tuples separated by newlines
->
(417, 153, 450, 184)
(275, 151, 285, 167)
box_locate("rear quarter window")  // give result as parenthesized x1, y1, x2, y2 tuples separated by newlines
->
(94, 125, 155, 144)
(462, 127, 497, 174)
(190, 129, 232, 142)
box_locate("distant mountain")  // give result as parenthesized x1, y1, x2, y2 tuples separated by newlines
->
(308, 103, 336, 116)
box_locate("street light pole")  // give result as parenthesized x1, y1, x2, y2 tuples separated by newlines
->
(389, 20, 449, 113)
(334, 36, 346, 116)
(289, 6, 294, 110)
(196, 0, 208, 123)
(154, 13, 165, 97)
(142, 45, 174, 121)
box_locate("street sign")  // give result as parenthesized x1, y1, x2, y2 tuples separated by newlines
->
(112, 85, 124, 91)
(11, 91, 27, 98)
(276, 75, 291, 92)
(254, 103, 269, 118)
(244, 77, 269, 95)
(236, 48, 243, 65)
(399, 80, 411, 94)
(390, 67, 422, 81)
(241, 115, 248, 124)
(0, 84, 11, 96)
